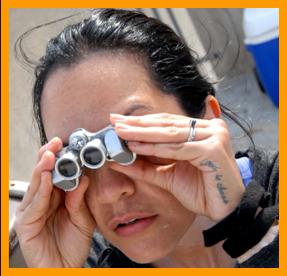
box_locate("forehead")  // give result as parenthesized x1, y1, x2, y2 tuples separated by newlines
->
(41, 53, 181, 142)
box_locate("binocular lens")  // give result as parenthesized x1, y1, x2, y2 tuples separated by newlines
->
(82, 147, 103, 166)
(57, 159, 78, 178)
(80, 138, 106, 169)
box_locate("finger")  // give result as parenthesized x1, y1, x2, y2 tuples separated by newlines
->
(46, 187, 64, 219)
(19, 151, 56, 211)
(20, 137, 62, 210)
(110, 113, 210, 128)
(110, 159, 174, 192)
(128, 137, 230, 173)
(65, 175, 96, 234)
(19, 171, 54, 225)
(127, 139, 211, 163)
(37, 137, 63, 162)
(114, 123, 213, 143)
(65, 175, 89, 212)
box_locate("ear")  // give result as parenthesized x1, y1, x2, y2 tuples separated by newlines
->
(203, 95, 221, 119)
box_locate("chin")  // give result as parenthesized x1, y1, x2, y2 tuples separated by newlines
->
(124, 251, 164, 264)
(119, 240, 176, 264)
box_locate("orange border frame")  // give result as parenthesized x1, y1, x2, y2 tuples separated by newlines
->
(1, 1, 285, 276)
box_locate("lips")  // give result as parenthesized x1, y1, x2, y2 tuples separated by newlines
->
(108, 213, 158, 236)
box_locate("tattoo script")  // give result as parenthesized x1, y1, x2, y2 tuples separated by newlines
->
(200, 160, 219, 171)
(215, 174, 229, 204)
(200, 160, 229, 204)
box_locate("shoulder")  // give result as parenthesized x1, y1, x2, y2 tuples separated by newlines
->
(236, 229, 279, 267)
(84, 232, 110, 267)
(236, 147, 278, 203)
(234, 147, 279, 267)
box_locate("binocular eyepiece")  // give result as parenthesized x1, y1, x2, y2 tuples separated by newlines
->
(52, 126, 136, 191)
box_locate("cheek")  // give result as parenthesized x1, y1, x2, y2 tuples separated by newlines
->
(85, 184, 111, 234)
(84, 168, 120, 227)
(85, 169, 97, 199)
(85, 184, 99, 218)
(84, 171, 103, 219)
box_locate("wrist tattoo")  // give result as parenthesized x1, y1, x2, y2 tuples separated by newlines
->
(215, 174, 229, 204)
(200, 160, 219, 171)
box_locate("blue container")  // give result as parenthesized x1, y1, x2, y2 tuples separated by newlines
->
(246, 38, 279, 106)
(243, 8, 279, 107)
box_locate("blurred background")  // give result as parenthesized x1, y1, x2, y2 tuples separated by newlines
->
(10, 8, 278, 182)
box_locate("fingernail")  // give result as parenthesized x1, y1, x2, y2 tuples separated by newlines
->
(110, 113, 126, 121)
(110, 113, 125, 118)
(49, 137, 59, 145)
(48, 138, 63, 152)
(115, 122, 129, 129)
(42, 151, 51, 161)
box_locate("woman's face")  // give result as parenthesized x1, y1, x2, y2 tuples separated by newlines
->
(41, 53, 196, 263)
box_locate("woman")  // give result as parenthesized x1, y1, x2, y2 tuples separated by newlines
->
(14, 8, 278, 267)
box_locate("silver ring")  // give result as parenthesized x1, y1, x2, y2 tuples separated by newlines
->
(187, 119, 197, 142)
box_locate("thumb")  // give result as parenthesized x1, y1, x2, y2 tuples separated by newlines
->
(65, 175, 96, 234)
(110, 159, 175, 191)
(65, 175, 89, 211)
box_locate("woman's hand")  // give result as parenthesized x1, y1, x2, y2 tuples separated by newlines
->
(110, 113, 245, 222)
(14, 137, 96, 267)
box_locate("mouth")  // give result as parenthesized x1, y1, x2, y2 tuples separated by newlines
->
(109, 214, 158, 237)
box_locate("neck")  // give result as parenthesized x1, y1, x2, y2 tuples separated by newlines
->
(152, 216, 236, 268)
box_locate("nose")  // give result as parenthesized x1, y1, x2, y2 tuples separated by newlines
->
(90, 164, 136, 204)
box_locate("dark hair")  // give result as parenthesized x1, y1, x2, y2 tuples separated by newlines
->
(15, 8, 253, 146)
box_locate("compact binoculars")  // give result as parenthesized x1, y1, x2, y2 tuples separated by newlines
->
(52, 126, 136, 191)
